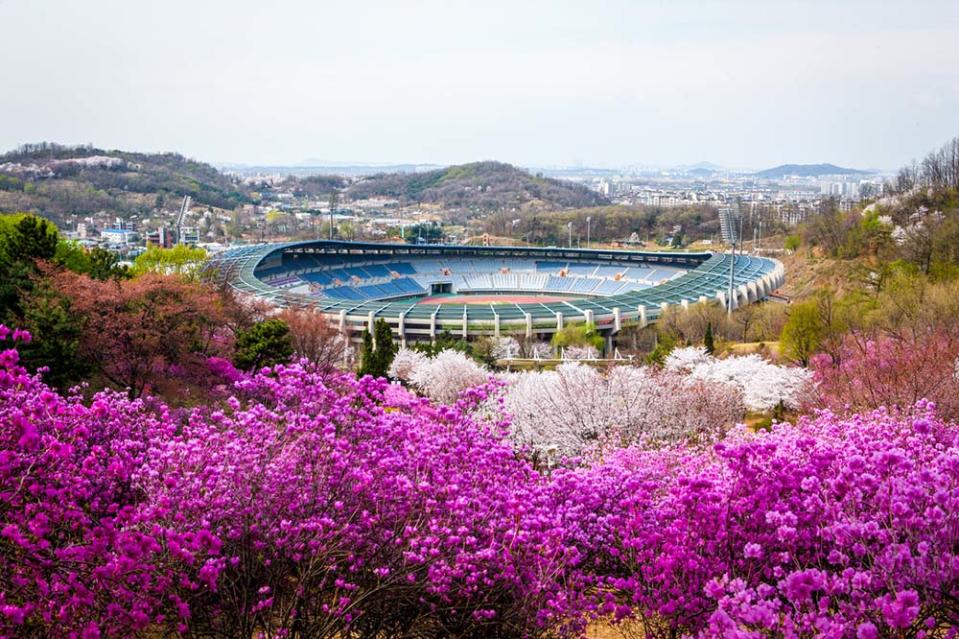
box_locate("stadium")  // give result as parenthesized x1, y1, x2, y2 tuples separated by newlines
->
(208, 240, 784, 344)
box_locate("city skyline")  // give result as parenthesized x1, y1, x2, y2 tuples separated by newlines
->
(1, 0, 957, 170)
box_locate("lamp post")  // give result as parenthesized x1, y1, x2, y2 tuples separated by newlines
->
(567, 221, 573, 248)
(586, 216, 592, 248)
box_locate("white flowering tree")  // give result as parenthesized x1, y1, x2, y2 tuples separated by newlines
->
(494, 362, 744, 459)
(685, 353, 813, 411)
(490, 336, 521, 360)
(664, 346, 712, 373)
(407, 349, 490, 405)
(388, 347, 428, 382)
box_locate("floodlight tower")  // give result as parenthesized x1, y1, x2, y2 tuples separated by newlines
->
(724, 204, 743, 315)
(586, 216, 592, 248)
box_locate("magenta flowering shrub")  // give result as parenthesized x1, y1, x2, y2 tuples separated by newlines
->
(554, 402, 959, 638)
(0, 327, 589, 638)
(3, 321, 959, 638)
(0, 327, 188, 636)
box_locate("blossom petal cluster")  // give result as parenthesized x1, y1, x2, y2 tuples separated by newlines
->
(667, 347, 813, 411)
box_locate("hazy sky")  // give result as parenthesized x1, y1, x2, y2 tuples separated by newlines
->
(2, 0, 957, 170)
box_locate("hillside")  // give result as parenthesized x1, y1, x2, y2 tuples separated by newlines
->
(345, 161, 608, 213)
(0, 143, 252, 224)
(754, 163, 871, 179)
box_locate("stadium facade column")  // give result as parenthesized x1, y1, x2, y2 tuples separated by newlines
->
(430, 310, 438, 343)
(681, 299, 689, 311)
(555, 311, 564, 332)
(397, 311, 407, 347)
(716, 290, 727, 309)
(338, 309, 346, 332)
(584, 309, 594, 326)
(367, 312, 375, 345)
(493, 311, 500, 337)
(613, 307, 621, 332)
(637, 305, 648, 328)
(524, 312, 533, 339)
(737, 284, 749, 308)
(462, 308, 468, 338)
(698, 295, 708, 305)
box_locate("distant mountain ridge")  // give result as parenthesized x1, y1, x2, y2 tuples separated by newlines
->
(754, 163, 873, 179)
(345, 161, 609, 212)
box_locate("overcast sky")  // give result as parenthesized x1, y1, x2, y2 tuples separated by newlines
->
(1, 0, 957, 170)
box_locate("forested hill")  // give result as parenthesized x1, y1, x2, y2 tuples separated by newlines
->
(0, 143, 252, 223)
(345, 161, 609, 212)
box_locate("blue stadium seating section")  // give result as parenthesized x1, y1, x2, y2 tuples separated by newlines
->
(253, 253, 689, 303)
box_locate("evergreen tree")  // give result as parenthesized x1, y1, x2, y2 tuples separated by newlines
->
(357, 320, 397, 378)
(704, 322, 715, 355)
(234, 319, 294, 371)
(372, 318, 397, 376)
(358, 329, 375, 377)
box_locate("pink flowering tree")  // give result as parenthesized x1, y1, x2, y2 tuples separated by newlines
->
(811, 328, 959, 421)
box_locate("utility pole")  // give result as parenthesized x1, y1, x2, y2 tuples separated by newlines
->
(328, 189, 339, 241)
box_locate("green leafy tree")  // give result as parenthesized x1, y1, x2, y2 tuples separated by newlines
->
(88, 247, 130, 280)
(411, 330, 472, 358)
(53, 242, 129, 280)
(5, 215, 58, 263)
(551, 322, 604, 354)
(0, 214, 60, 320)
(17, 282, 90, 389)
(645, 332, 678, 367)
(234, 319, 294, 371)
(53, 240, 92, 273)
(131, 244, 207, 278)
(780, 299, 825, 366)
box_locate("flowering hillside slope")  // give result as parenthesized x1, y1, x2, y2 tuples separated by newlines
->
(2, 326, 958, 638)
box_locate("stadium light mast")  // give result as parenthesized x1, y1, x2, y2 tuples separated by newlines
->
(726, 210, 745, 316)
(586, 216, 592, 248)
(511, 218, 520, 244)
(567, 221, 573, 248)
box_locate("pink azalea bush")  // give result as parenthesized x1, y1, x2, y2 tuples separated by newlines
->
(0, 328, 589, 638)
(2, 323, 959, 638)
(553, 401, 959, 638)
